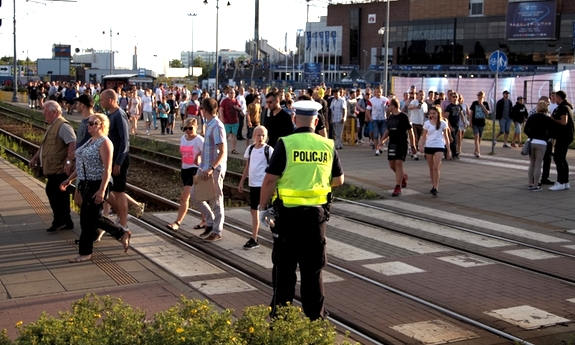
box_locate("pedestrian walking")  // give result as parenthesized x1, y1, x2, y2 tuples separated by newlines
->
(418, 106, 451, 195)
(29, 101, 77, 232)
(166, 118, 207, 231)
(192, 98, 227, 242)
(59, 114, 131, 262)
(380, 98, 417, 196)
(238, 126, 273, 250)
(524, 101, 552, 191)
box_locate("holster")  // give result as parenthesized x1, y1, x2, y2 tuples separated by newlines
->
(271, 198, 284, 238)
(322, 192, 333, 222)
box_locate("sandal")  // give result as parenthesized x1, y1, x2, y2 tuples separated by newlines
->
(231, 150, 238, 154)
(193, 222, 206, 229)
(121, 230, 132, 253)
(166, 221, 180, 231)
(69, 255, 92, 263)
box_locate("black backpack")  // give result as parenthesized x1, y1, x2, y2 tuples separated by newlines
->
(248, 144, 270, 165)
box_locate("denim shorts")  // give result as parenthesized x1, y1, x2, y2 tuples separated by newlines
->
(499, 118, 512, 134)
(372, 119, 388, 138)
(473, 125, 484, 137)
(513, 122, 522, 135)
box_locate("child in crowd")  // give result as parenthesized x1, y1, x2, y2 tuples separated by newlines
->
(238, 126, 273, 249)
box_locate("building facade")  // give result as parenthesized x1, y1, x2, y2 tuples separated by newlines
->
(326, 0, 575, 79)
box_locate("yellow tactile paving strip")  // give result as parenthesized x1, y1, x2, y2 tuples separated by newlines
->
(0, 169, 53, 224)
(0, 165, 138, 286)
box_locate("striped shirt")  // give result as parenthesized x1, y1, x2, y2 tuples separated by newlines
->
(330, 97, 347, 123)
(200, 117, 227, 173)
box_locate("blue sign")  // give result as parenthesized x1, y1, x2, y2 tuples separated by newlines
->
(489, 51, 508, 73)
(370, 64, 557, 73)
(304, 63, 322, 83)
(138, 68, 146, 77)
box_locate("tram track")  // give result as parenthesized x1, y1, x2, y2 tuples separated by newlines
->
(2, 103, 574, 344)
(1, 146, 536, 345)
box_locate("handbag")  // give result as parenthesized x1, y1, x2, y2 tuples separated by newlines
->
(193, 173, 216, 201)
(521, 139, 531, 156)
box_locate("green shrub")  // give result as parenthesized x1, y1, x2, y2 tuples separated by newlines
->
(4, 294, 358, 345)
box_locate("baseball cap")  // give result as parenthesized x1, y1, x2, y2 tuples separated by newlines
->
(517, 96, 524, 100)
(76, 94, 94, 108)
(503, 90, 510, 94)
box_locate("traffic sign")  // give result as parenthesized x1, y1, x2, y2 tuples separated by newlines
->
(489, 50, 508, 73)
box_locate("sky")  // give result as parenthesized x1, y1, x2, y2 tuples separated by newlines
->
(0, 0, 327, 71)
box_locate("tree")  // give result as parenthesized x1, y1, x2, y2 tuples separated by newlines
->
(0, 56, 13, 64)
(169, 59, 184, 68)
(193, 56, 211, 81)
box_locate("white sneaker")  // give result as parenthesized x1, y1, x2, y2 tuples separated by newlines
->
(375, 149, 380, 156)
(566, 182, 571, 190)
(413, 154, 419, 161)
(549, 182, 567, 191)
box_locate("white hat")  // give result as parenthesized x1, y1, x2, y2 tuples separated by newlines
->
(292, 100, 322, 116)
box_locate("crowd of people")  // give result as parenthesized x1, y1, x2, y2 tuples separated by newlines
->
(28, 77, 573, 322)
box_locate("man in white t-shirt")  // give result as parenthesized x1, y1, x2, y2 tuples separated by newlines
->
(236, 87, 248, 141)
(366, 86, 389, 156)
(408, 90, 427, 160)
(155, 84, 165, 106)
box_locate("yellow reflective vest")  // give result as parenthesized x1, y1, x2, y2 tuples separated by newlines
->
(276, 132, 334, 208)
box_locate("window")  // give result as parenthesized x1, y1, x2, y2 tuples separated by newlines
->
(469, 0, 484, 16)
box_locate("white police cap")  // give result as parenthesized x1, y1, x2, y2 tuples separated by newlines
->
(292, 100, 322, 116)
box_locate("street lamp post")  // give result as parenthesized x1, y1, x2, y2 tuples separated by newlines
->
(382, 0, 391, 96)
(204, 0, 230, 96)
(12, 0, 19, 102)
(187, 13, 197, 76)
(377, 0, 392, 97)
(103, 29, 119, 76)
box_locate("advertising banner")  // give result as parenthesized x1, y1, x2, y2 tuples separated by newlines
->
(304, 63, 322, 83)
(303, 27, 342, 59)
(506, 1, 556, 40)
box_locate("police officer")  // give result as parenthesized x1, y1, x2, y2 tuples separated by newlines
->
(258, 100, 345, 320)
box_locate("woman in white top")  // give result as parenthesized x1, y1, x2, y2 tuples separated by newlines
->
(128, 90, 141, 135)
(166, 118, 206, 231)
(418, 106, 451, 196)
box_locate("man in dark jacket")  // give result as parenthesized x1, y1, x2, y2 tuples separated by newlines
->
(495, 90, 514, 147)
(510, 96, 528, 147)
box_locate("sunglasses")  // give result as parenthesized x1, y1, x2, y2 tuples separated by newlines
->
(183, 127, 195, 131)
(87, 121, 100, 126)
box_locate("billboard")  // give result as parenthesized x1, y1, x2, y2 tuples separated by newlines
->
(52, 44, 71, 58)
(304, 63, 322, 83)
(506, 1, 556, 40)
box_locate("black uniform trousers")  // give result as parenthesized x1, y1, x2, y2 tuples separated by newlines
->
(270, 205, 327, 321)
(45, 173, 73, 228)
(78, 180, 124, 256)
